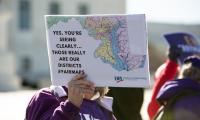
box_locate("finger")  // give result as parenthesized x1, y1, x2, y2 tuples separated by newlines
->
(71, 84, 95, 90)
(68, 77, 89, 87)
(68, 80, 95, 93)
(71, 79, 94, 87)
(69, 86, 84, 96)
(72, 73, 87, 81)
(69, 82, 95, 93)
(82, 87, 95, 94)
(77, 87, 95, 98)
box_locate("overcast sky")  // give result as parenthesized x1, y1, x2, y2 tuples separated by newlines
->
(126, 0, 200, 24)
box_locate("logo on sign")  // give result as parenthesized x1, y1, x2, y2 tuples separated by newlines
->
(114, 76, 124, 83)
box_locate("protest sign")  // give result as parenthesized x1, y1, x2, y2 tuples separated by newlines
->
(164, 32, 200, 63)
(45, 14, 150, 87)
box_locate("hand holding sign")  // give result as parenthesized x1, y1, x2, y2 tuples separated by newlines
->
(68, 73, 95, 108)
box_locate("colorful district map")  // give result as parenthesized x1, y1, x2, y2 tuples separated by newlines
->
(47, 16, 146, 71)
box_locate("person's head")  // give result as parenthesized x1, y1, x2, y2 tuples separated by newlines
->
(84, 87, 109, 100)
(178, 55, 200, 83)
(167, 45, 182, 62)
(94, 87, 109, 98)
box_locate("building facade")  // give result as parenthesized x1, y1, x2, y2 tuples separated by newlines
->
(3, 0, 126, 87)
(0, 1, 21, 91)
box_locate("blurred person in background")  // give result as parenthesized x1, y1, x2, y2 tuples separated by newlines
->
(154, 55, 200, 120)
(25, 73, 116, 120)
(107, 87, 144, 120)
(148, 46, 182, 119)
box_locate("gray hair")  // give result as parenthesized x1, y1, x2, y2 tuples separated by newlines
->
(95, 87, 109, 98)
(178, 62, 200, 82)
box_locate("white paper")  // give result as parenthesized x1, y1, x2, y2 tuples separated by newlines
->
(45, 14, 150, 87)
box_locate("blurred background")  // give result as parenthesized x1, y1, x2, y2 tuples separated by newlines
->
(0, 0, 199, 119)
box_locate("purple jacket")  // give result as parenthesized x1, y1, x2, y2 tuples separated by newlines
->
(156, 78, 200, 120)
(25, 87, 116, 120)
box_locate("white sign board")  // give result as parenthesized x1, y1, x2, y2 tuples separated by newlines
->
(45, 14, 150, 87)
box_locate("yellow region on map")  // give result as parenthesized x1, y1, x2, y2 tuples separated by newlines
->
(95, 40, 116, 64)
